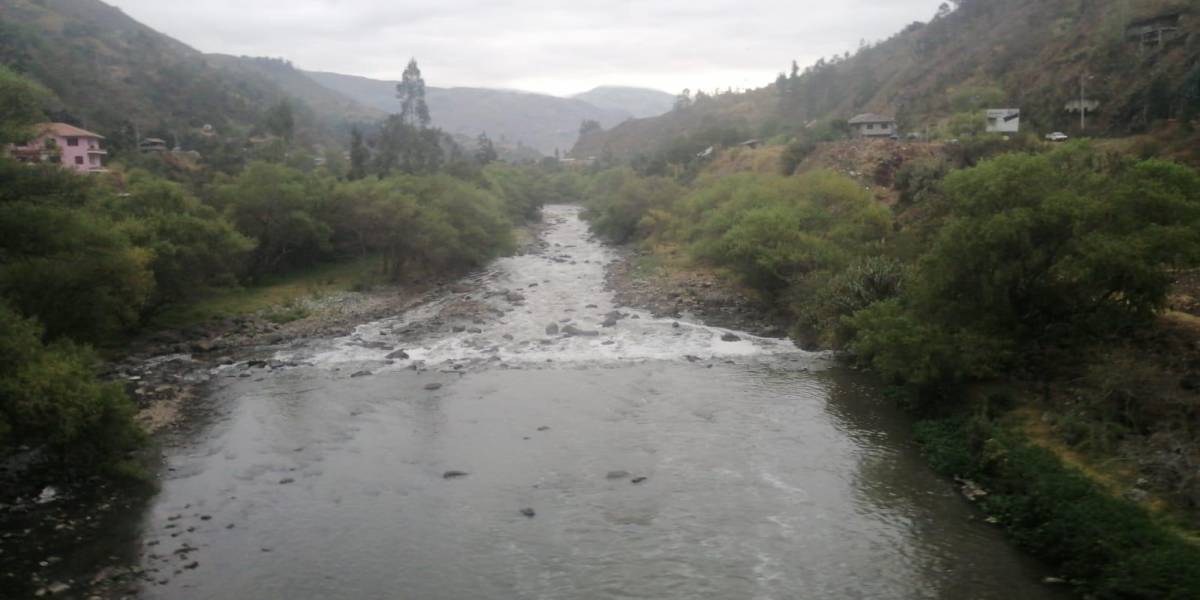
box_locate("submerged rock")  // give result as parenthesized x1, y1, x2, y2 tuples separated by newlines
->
(424, 383, 443, 391)
(562, 325, 599, 337)
(545, 323, 559, 335)
(443, 471, 469, 480)
(721, 333, 741, 342)
(520, 508, 536, 518)
(386, 349, 410, 360)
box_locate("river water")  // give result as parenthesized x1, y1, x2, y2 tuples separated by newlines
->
(128, 206, 1058, 599)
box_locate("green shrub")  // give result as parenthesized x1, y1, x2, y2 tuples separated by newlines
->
(917, 416, 1200, 598)
(0, 303, 143, 467)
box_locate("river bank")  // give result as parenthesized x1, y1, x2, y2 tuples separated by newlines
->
(599, 239, 1200, 598)
(2, 206, 1067, 599)
(0, 220, 552, 599)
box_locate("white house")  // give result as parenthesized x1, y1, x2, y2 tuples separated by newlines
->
(848, 113, 897, 138)
(985, 109, 1021, 133)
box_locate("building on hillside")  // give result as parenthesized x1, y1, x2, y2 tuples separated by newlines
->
(985, 108, 1021, 133)
(848, 113, 897, 138)
(6, 123, 107, 174)
(1126, 13, 1182, 52)
(139, 138, 169, 153)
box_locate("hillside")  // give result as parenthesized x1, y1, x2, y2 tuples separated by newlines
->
(574, 0, 1200, 160)
(571, 86, 675, 118)
(204, 55, 383, 124)
(0, 0, 373, 151)
(306, 70, 665, 154)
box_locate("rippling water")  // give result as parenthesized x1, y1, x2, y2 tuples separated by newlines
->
(129, 206, 1059, 599)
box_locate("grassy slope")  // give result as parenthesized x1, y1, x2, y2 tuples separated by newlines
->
(150, 257, 381, 330)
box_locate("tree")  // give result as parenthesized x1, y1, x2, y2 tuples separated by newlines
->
(674, 89, 693, 111)
(0, 65, 46, 145)
(0, 302, 143, 468)
(265, 99, 295, 141)
(475, 132, 498, 164)
(849, 145, 1200, 387)
(349, 126, 369, 180)
(214, 162, 333, 275)
(397, 59, 431, 129)
(579, 119, 602, 137)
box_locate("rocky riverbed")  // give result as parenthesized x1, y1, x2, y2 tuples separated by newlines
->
(603, 247, 790, 338)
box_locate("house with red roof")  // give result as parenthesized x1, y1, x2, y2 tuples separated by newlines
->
(8, 123, 108, 174)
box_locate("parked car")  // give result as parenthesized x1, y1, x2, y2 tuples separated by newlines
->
(1045, 132, 1069, 142)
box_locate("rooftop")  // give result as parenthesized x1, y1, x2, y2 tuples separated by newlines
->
(37, 122, 105, 139)
(848, 113, 895, 125)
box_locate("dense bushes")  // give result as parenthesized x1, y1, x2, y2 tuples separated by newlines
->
(0, 303, 142, 469)
(916, 415, 1200, 598)
(850, 145, 1200, 388)
(583, 168, 685, 244)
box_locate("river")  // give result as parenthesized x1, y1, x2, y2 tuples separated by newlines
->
(124, 205, 1058, 599)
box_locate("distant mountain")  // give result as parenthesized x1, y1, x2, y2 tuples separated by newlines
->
(0, 0, 373, 150)
(305, 71, 669, 155)
(571, 86, 675, 119)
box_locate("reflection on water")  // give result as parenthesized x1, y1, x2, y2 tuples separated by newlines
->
(93, 206, 1061, 599)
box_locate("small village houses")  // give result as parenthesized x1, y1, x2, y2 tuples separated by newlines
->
(8, 123, 107, 174)
(848, 113, 897, 138)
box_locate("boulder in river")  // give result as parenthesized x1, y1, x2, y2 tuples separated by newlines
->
(351, 370, 372, 378)
(424, 383, 443, 391)
(601, 317, 618, 328)
(386, 349, 410, 360)
(563, 325, 600, 337)
(721, 333, 741, 342)
(546, 323, 559, 335)
(443, 471, 469, 479)
(520, 508, 536, 518)
(631, 477, 648, 484)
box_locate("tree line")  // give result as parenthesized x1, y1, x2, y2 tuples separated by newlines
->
(0, 62, 572, 476)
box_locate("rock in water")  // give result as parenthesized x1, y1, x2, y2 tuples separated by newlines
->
(545, 323, 559, 335)
(350, 370, 372, 378)
(562, 325, 599, 337)
(386, 349, 410, 360)
(424, 383, 443, 391)
(721, 333, 741, 342)
(631, 477, 648, 484)
(443, 471, 469, 480)
(520, 508, 536, 518)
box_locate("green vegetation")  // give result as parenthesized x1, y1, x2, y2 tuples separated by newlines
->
(916, 413, 1200, 598)
(849, 146, 1200, 390)
(0, 302, 143, 472)
(579, 139, 1200, 596)
(0, 64, 564, 480)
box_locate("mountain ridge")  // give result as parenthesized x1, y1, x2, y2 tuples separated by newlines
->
(304, 70, 673, 154)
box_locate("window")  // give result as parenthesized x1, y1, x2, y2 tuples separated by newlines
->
(75, 156, 84, 165)
(67, 137, 79, 147)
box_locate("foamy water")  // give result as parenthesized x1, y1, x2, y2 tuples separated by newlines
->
(284, 205, 806, 372)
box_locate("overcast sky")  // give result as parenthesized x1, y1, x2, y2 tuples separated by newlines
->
(105, 0, 942, 96)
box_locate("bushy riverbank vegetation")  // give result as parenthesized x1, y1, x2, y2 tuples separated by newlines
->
(580, 138, 1200, 597)
(0, 66, 570, 478)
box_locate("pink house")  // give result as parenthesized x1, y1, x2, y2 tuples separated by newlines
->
(8, 123, 108, 174)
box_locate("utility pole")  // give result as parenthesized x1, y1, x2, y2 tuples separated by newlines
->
(1080, 73, 1086, 131)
